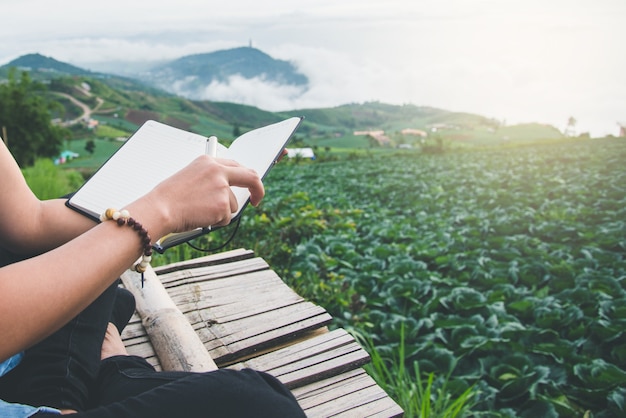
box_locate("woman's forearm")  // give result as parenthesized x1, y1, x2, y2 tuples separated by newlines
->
(0, 197, 169, 362)
(24, 199, 97, 254)
(0, 154, 264, 362)
(0, 139, 97, 255)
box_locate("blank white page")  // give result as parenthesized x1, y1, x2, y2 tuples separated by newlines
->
(222, 117, 302, 217)
(69, 120, 207, 220)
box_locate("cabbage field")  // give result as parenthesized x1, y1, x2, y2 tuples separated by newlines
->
(160, 137, 626, 417)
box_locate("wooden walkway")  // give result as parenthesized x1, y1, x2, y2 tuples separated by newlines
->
(120, 248, 403, 417)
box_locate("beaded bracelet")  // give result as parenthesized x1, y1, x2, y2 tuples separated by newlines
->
(101, 208, 153, 286)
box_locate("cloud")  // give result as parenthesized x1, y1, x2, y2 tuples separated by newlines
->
(176, 45, 411, 112)
(265, 45, 422, 110)
(194, 75, 307, 110)
(2, 0, 624, 137)
(4, 36, 239, 66)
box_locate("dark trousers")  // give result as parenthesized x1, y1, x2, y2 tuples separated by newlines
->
(38, 356, 305, 417)
(1, 281, 118, 410)
(0, 276, 305, 417)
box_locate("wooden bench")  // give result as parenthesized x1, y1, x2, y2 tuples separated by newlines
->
(120, 248, 403, 417)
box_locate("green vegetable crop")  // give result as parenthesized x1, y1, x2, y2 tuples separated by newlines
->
(165, 138, 626, 416)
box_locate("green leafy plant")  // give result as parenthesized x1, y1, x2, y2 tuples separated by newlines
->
(0, 69, 69, 166)
(358, 324, 476, 417)
(22, 158, 83, 199)
(152, 137, 626, 417)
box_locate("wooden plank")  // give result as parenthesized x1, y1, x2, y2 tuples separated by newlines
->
(241, 329, 359, 372)
(279, 349, 370, 389)
(158, 259, 333, 365)
(188, 301, 329, 337)
(166, 271, 296, 311)
(316, 384, 401, 417)
(137, 288, 331, 365)
(293, 369, 403, 418)
(121, 319, 162, 370)
(122, 250, 404, 417)
(230, 329, 371, 389)
(121, 253, 277, 368)
(309, 387, 404, 418)
(119, 315, 144, 339)
(174, 290, 304, 321)
(163, 268, 314, 329)
(157, 257, 270, 287)
(203, 309, 333, 365)
(293, 368, 367, 405)
(152, 248, 254, 275)
(121, 267, 218, 372)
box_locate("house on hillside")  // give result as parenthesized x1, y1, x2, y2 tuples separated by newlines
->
(427, 123, 446, 132)
(54, 150, 79, 165)
(401, 128, 428, 137)
(354, 130, 385, 136)
(85, 118, 99, 130)
(353, 130, 391, 146)
(287, 148, 316, 159)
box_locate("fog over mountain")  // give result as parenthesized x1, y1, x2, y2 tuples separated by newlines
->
(2, 0, 624, 136)
(140, 47, 310, 107)
(3, 48, 314, 112)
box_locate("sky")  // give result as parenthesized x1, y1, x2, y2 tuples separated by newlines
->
(2, 0, 625, 137)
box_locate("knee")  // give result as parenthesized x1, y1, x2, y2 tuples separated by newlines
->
(204, 369, 305, 417)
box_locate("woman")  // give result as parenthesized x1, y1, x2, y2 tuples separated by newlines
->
(0, 138, 305, 417)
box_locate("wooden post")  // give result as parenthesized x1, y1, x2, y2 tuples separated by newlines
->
(121, 266, 218, 372)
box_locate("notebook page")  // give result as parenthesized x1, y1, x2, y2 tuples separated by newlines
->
(69, 121, 207, 219)
(223, 117, 302, 217)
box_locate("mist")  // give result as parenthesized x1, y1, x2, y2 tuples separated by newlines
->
(2, 0, 624, 137)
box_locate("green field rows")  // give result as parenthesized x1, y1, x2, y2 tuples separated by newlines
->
(167, 138, 626, 417)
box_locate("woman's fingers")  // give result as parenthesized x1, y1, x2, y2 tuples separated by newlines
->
(151, 155, 265, 233)
(221, 164, 265, 207)
(213, 157, 242, 167)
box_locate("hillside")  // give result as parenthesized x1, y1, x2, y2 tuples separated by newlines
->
(144, 47, 308, 99)
(0, 52, 565, 156)
(1, 53, 93, 76)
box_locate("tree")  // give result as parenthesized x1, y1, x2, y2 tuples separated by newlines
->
(85, 139, 96, 155)
(0, 69, 69, 167)
(564, 116, 577, 137)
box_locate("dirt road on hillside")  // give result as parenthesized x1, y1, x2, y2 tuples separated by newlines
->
(54, 92, 103, 125)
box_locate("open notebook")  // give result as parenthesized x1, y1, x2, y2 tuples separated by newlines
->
(67, 117, 303, 252)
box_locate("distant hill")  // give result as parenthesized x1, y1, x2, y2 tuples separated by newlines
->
(1, 47, 309, 104)
(0, 53, 176, 99)
(142, 47, 308, 100)
(1, 53, 93, 76)
(0, 52, 565, 148)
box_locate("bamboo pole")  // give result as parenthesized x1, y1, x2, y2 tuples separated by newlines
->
(121, 266, 218, 372)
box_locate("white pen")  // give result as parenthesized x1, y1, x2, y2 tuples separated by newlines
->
(204, 136, 219, 232)
(206, 136, 218, 157)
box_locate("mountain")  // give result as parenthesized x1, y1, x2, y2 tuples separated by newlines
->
(1, 53, 93, 76)
(1, 48, 310, 105)
(0, 53, 175, 97)
(0, 51, 564, 146)
(141, 47, 308, 100)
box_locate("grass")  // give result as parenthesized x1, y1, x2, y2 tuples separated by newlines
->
(61, 138, 123, 171)
(41, 134, 624, 416)
(22, 159, 84, 199)
(94, 124, 130, 139)
(358, 325, 477, 417)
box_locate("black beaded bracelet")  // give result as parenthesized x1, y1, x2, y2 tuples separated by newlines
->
(101, 208, 153, 285)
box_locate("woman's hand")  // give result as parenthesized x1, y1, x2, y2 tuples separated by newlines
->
(129, 155, 265, 239)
